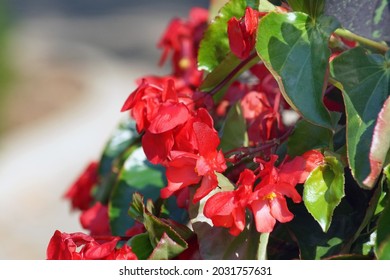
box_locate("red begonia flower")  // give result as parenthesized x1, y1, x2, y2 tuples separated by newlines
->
(204, 169, 255, 236)
(46, 231, 137, 260)
(79, 202, 111, 236)
(64, 161, 99, 211)
(227, 7, 260, 59)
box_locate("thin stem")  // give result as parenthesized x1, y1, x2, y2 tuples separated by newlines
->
(334, 28, 389, 54)
(257, 232, 270, 260)
(209, 52, 260, 96)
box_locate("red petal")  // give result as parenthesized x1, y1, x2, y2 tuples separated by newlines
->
(148, 103, 189, 134)
(142, 130, 174, 164)
(250, 200, 276, 233)
(193, 173, 218, 203)
(193, 121, 220, 155)
(269, 196, 294, 223)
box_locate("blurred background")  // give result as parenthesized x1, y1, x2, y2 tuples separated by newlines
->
(0, 0, 209, 259)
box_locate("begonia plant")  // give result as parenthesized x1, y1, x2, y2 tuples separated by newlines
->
(47, 0, 390, 260)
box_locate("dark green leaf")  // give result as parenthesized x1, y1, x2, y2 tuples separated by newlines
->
(330, 47, 390, 189)
(219, 102, 249, 152)
(128, 193, 190, 259)
(128, 233, 154, 260)
(287, 0, 325, 18)
(287, 119, 333, 157)
(287, 195, 362, 259)
(303, 156, 345, 232)
(94, 117, 139, 203)
(198, 0, 248, 72)
(256, 12, 340, 129)
(108, 147, 166, 235)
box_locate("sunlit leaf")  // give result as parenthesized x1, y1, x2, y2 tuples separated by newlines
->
(303, 156, 345, 232)
(256, 11, 340, 129)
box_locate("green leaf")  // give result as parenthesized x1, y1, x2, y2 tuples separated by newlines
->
(148, 233, 187, 260)
(219, 102, 249, 152)
(287, 119, 333, 157)
(376, 195, 390, 259)
(303, 156, 345, 232)
(256, 12, 340, 129)
(128, 193, 191, 259)
(198, 0, 248, 72)
(94, 117, 139, 203)
(287, 0, 325, 18)
(330, 48, 390, 189)
(128, 233, 154, 260)
(108, 147, 166, 236)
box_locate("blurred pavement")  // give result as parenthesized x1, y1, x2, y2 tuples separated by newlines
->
(0, 1, 208, 259)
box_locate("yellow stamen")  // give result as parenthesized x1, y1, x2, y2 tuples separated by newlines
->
(179, 58, 191, 70)
(264, 192, 277, 201)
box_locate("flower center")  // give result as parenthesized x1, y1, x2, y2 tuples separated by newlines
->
(264, 192, 277, 201)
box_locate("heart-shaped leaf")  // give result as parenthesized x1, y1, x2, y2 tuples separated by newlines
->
(303, 155, 345, 232)
(330, 48, 390, 189)
(256, 11, 340, 129)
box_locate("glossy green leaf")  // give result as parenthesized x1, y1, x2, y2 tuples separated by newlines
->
(330, 48, 390, 189)
(108, 147, 166, 236)
(219, 102, 249, 152)
(94, 117, 139, 203)
(256, 12, 340, 129)
(304, 156, 345, 232)
(287, 119, 333, 157)
(287, 0, 325, 18)
(198, 0, 247, 72)
(376, 195, 390, 259)
(128, 193, 191, 259)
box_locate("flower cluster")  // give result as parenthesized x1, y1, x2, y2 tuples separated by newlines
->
(48, 4, 334, 260)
